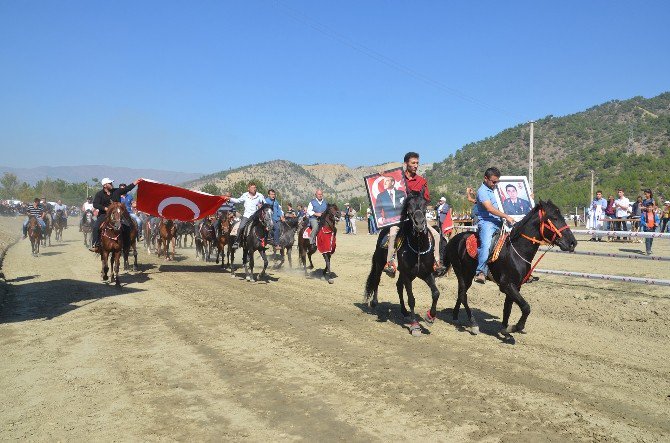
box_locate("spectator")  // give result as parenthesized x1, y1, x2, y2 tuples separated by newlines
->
(349, 207, 357, 235)
(588, 190, 607, 241)
(366, 207, 375, 234)
(614, 188, 630, 238)
(604, 195, 616, 230)
(640, 202, 660, 255)
(661, 200, 670, 233)
(344, 203, 352, 234)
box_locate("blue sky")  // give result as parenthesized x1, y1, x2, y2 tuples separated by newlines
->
(1, 1, 668, 173)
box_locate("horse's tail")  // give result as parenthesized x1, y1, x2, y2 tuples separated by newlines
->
(364, 248, 382, 302)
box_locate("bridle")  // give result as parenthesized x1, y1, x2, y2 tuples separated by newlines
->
(520, 208, 570, 246)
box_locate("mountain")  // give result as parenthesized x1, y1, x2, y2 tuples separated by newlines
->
(0, 165, 203, 186)
(184, 160, 432, 205)
(425, 92, 670, 211)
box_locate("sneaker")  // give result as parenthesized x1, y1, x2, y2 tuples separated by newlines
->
(383, 260, 396, 278)
(474, 273, 486, 284)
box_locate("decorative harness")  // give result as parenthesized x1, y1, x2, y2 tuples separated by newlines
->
(512, 208, 571, 286)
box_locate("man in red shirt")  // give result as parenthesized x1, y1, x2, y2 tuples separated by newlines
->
(384, 151, 446, 277)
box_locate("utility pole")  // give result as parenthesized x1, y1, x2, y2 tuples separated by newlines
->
(590, 170, 594, 204)
(528, 121, 534, 193)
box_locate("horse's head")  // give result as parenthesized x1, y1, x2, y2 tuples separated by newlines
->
(258, 204, 274, 232)
(320, 204, 340, 228)
(106, 202, 124, 231)
(535, 200, 577, 252)
(85, 210, 93, 223)
(219, 213, 233, 235)
(401, 191, 428, 234)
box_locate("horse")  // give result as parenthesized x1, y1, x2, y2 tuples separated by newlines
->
(99, 202, 126, 286)
(53, 209, 66, 241)
(215, 212, 234, 270)
(195, 217, 216, 262)
(364, 191, 440, 336)
(176, 221, 195, 248)
(27, 216, 42, 256)
(297, 204, 340, 284)
(158, 218, 177, 260)
(123, 214, 139, 272)
(444, 200, 577, 335)
(240, 204, 274, 282)
(81, 210, 94, 247)
(143, 217, 159, 254)
(271, 216, 301, 268)
(41, 212, 52, 247)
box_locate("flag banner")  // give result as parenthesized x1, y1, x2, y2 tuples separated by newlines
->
(136, 179, 225, 221)
(441, 208, 454, 235)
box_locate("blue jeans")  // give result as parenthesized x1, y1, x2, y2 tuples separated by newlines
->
(477, 220, 501, 275)
(129, 213, 142, 234)
(23, 217, 46, 236)
(642, 224, 655, 253)
(345, 217, 351, 234)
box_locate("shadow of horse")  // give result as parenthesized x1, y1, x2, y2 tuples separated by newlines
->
(307, 269, 339, 280)
(440, 307, 516, 344)
(40, 251, 63, 256)
(354, 301, 432, 335)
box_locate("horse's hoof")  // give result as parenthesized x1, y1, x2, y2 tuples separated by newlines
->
(470, 325, 480, 335)
(245, 276, 251, 282)
(327, 279, 334, 284)
(403, 315, 413, 324)
(505, 324, 518, 334)
(409, 322, 422, 337)
(425, 310, 436, 324)
(102, 275, 108, 281)
(369, 300, 377, 309)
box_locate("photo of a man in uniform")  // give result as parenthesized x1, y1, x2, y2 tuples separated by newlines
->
(374, 175, 406, 224)
(501, 184, 532, 215)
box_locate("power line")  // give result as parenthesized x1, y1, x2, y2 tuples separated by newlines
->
(271, 1, 520, 119)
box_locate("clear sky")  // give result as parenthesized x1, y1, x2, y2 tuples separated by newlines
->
(1, 1, 668, 173)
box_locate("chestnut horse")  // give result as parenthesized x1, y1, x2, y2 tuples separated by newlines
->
(215, 212, 235, 270)
(158, 218, 177, 260)
(27, 216, 42, 256)
(99, 202, 125, 286)
(297, 204, 340, 284)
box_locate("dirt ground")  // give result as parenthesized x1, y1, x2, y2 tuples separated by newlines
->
(1, 216, 669, 442)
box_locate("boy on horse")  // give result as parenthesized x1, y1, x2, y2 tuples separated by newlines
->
(384, 152, 446, 277)
(306, 189, 327, 246)
(89, 177, 140, 253)
(473, 167, 515, 284)
(230, 182, 265, 250)
(22, 198, 47, 238)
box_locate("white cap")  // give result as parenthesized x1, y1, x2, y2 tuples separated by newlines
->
(345, 202, 350, 205)
(665, 200, 670, 205)
(439, 196, 446, 202)
(101, 178, 114, 185)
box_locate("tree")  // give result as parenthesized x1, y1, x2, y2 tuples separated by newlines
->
(200, 183, 221, 195)
(0, 172, 19, 199)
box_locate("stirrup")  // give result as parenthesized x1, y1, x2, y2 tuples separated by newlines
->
(383, 261, 396, 277)
(433, 262, 447, 277)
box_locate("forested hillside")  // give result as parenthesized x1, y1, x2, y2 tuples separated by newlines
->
(426, 92, 670, 212)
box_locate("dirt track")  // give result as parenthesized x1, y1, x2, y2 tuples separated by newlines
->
(1, 217, 669, 441)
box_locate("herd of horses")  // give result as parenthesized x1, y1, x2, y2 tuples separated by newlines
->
(27, 195, 578, 338)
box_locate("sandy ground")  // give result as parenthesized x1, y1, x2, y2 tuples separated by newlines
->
(0, 216, 669, 442)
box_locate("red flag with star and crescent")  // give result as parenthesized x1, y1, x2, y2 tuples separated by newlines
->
(136, 179, 226, 221)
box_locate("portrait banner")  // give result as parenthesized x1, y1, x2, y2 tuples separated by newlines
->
(493, 176, 535, 221)
(364, 167, 407, 229)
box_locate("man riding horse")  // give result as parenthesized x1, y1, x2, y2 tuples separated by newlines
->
(22, 198, 46, 238)
(80, 196, 94, 231)
(89, 177, 141, 253)
(265, 189, 285, 254)
(230, 182, 265, 250)
(473, 167, 516, 284)
(53, 199, 68, 229)
(384, 152, 446, 277)
(307, 189, 327, 247)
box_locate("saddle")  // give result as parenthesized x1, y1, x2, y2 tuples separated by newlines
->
(379, 230, 402, 250)
(465, 231, 507, 263)
(303, 227, 336, 254)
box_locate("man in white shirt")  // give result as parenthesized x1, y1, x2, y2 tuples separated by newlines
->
(53, 199, 68, 229)
(80, 196, 94, 231)
(230, 182, 265, 249)
(614, 188, 631, 237)
(306, 189, 327, 246)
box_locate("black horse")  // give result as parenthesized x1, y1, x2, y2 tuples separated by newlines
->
(297, 204, 340, 284)
(271, 216, 301, 268)
(241, 204, 274, 282)
(364, 192, 440, 336)
(445, 200, 577, 335)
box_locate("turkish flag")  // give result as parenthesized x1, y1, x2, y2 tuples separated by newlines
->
(441, 208, 454, 235)
(136, 179, 226, 221)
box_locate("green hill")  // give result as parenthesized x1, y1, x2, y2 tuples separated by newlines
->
(426, 92, 670, 213)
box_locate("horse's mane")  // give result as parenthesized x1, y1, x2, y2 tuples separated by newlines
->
(282, 216, 300, 229)
(248, 203, 273, 226)
(508, 200, 560, 241)
(318, 203, 338, 228)
(400, 191, 425, 220)
(105, 202, 128, 222)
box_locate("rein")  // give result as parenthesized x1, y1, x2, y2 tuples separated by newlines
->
(513, 208, 570, 286)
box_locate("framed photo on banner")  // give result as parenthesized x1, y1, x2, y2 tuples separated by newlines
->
(493, 176, 534, 221)
(364, 167, 406, 228)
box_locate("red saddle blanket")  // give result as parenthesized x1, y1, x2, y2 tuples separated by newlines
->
(465, 232, 507, 263)
(305, 227, 336, 254)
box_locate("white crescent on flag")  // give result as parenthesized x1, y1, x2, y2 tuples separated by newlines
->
(157, 197, 200, 219)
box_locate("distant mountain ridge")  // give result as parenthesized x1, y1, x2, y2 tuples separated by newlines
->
(0, 165, 203, 186)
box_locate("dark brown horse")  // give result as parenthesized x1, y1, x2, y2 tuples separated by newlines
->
(81, 210, 94, 247)
(41, 213, 52, 247)
(215, 212, 234, 270)
(53, 209, 66, 242)
(297, 204, 339, 284)
(99, 202, 125, 286)
(123, 213, 138, 272)
(27, 216, 42, 256)
(176, 221, 195, 248)
(158, 218, 177, 260)
(195, 217, 216, 262)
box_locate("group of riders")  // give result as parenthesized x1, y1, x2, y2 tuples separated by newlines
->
(22, 150, 516, 285)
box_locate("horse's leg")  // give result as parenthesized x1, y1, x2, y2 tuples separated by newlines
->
(114, 250, 121, 286)
(171, 237, 176, 261)
(259, 248, 269, 280)
(323, 253, 334, 284)
(101, 251, 109, 281)
(501, 294, 514, 330)
(308, 250, 314, 269)
(286, 247, 292, 268)
(404, 278, 421, 336)
(423, 274, 441, 325)
(501, 285, 531, 334)
(396, 277, 409, 320)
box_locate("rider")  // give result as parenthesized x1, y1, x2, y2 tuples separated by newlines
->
(473, 167, 516, 284)
(22, 198, 47, 238)
(215, 191, 235, 238)
(80, 196, 94, 231)
(306, 189, 327, 246)
(230, 182, 265, 249)
(53, 199, 68, 229)
(118, 183, 142, 235)
(89, 177, 140, 253)
(384, 152, 446, 277)
(265, 189, 285, 253)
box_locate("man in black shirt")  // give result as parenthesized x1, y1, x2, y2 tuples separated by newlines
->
(89, 177, 140, 252)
